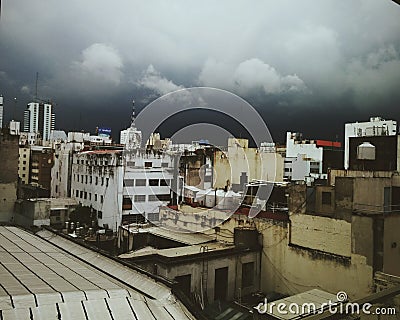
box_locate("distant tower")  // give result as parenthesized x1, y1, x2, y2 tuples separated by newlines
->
(0, 95, 3, 128)
(122, 98, 142, 150)
(23, 101, 56, 141)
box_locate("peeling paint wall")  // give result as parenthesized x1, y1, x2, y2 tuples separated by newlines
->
(154, 251, 260, 304)
(214, 138, 284, 190)
(219, 214, 373, 300)
(383, 216, 400, 276)
(290, 213, 351, 257)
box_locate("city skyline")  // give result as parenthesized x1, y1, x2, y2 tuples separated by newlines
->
(1, 1, 400, 142)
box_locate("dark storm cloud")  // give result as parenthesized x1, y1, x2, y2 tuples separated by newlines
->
(0, 0, 399, 140)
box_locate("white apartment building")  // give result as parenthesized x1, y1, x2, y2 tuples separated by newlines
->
(9, 120, 20, 135)
(19, 132, 39, 146)
(23, 101, 55, 141)
(71, 150, 124, 231)
(284, 132, 324, 182)
(344, 117, 397, 169)
(122, 150, 176, 222)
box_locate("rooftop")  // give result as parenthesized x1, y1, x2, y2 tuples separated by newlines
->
(0, 226, 194, 319)
(121, 225, 215, 246)
(119, 242, 234, 259)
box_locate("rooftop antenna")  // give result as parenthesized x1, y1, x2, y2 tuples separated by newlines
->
(35, 72, 39, 100)
(131, 99, 136, 128)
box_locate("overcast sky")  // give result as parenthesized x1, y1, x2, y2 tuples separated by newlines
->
(1, 0, 400, 142)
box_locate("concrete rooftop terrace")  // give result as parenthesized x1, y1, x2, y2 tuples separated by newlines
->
(0, 226, 194, 320)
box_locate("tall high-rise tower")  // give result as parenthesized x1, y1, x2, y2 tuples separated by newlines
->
(23, 101, 55, 141)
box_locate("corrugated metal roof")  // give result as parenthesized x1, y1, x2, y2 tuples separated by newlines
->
(0, 226, 194, 320)
(264, 289, 341, 319)
(122, 225, 214, 245)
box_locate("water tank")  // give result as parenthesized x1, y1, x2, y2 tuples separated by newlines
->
(357, 142, 375, 160)
(234, 227, 259, 249)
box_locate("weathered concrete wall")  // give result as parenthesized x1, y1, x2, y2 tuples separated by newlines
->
(383, 216, 400, 276)
(214, 138, 284, 190)
(0, 183, 17, 222)
(352, 215, 374, 266)
(314, 186, 335, 216)
(154, 251, 260, 303)
(329, 169, 393, 186)
(0, 130, 19, 222)
(220, 214, 373, 300)
(288, 184, 307, 215)
(290, 213, 351, 257)
(353, 178, 392, 213)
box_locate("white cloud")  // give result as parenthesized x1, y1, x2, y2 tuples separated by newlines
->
(71, 43, 123, 86)
(136, 64, 183, 95)
(198, 58, 308, 95)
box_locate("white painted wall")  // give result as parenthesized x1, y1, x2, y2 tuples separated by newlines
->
(71, 151, 124, 231)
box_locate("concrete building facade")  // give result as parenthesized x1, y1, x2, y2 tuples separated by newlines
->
(214, 138, 284, 192)
(71, 150, 124, 231)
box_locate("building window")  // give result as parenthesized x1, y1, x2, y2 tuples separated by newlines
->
(90, 176, 92, 184)
(156, 194, 171, 202)
(95, 177, 98, 185)
(84, 192, 87, 199)
(106, 177, 109, 187)
(242, 262, 254, 288)
(161, 162, 168, 168)
(98, 211, 102, 219)
(124, 179, 134, 187)
(135, 179, 146, 186)
(149, 179, 159, 186)
(322, 192, 332, 205)
(145, 161, 152, 168)
(80, 191, 83, 198)
(76, 190, 79, 197)
(101, 177, 104, 186)
(89, 193, 91, 200)
(85, 176, 88, 184)
(134, 195, 146, 202)
(160, 179, 169, 186)
(95, 194, 97, 201)
(127, 161, 135, 167)
(122, 197, 132, 210)
(100, 195, 104, 203)
(148, 195, 159, 201)
(81, 175, 84, 183)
